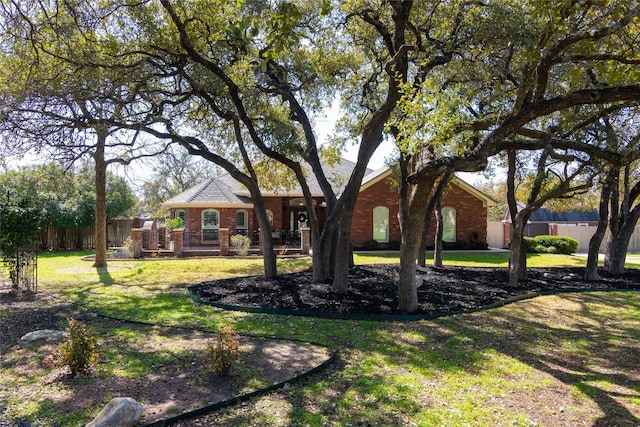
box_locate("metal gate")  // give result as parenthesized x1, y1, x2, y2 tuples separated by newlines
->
(3, 250, 37, 293)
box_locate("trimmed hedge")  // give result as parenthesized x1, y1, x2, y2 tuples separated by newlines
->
(515, 235, 578, 254)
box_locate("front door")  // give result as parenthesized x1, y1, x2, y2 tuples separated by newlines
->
(289, 209, 308, 231)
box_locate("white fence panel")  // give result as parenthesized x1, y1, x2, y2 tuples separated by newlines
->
(555, 225, 601, 253)
(555, 224, 640, 253)
(487, 221, 505, 248)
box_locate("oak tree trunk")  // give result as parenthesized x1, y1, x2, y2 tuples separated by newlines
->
(585, 170, 616, 280)
(93, 131, 108, 269)
(508, 216, 528, 287)
(433, 199, 444, 267)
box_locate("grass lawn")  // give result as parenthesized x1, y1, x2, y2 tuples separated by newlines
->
(2, 251, 639, 426)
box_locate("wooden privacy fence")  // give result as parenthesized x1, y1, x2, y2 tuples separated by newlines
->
(39, 219, 134, 250)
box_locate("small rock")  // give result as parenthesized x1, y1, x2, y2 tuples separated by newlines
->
(85, 397, 143, 427)
(19, 330, 68, 349)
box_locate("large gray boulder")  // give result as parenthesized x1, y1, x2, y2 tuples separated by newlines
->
(18, 330, 68, 349)
(86, 397, 144, 427)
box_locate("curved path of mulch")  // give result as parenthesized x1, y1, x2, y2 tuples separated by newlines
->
(188, 265, 640, 320)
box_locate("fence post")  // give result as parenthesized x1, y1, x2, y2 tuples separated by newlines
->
(300, 227, 310, 254)
(173, 228, 184, 256)
(131, 228, 143, 258)
(220, 228, 229, 256)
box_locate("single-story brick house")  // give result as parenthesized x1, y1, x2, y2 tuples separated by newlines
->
(160, 159, 496, 255)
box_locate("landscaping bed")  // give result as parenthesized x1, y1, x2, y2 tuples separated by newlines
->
(0, 292, 331, 426)
(189, 264, 640, 316)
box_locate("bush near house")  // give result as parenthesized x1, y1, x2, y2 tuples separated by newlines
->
(230, 234, 251, 256)
(521, 235, 578, 254)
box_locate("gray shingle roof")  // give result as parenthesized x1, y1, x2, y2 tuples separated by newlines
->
(529, 208, 599, 222)
(164, 176, 253, 206)
(164, 158, 372, 207)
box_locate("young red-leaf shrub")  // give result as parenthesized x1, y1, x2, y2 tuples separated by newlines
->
(45, 317, 98, 376)
(205, 325, 240, 376)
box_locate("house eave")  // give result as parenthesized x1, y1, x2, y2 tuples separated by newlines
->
(451, 176, 497, 207)
(233, 191, 325, 198)
(164, 202, 254, 209)
(359, 168, 393, 192)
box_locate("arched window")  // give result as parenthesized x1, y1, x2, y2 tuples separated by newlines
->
(176, 209, 186, 224)
(202, 209, 219, 242)
(373, 206, 389, 242)
(442, 206, 456, 243)
(236, 210, 248, 236)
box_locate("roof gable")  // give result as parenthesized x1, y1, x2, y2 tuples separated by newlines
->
(359, 169, 497, 207)
(164, 176, 253, 208)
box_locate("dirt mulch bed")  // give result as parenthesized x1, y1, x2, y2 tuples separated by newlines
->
(189, 265, 640, 316)
(0, 292, 331, 426)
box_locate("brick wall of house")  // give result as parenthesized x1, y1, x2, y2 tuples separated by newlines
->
(171, 207, 253, 237)
(352, 177, 401, 248)
(426, 184, 488, 245)
(351, 177, 488, 248)
(172, 180, 488, 249)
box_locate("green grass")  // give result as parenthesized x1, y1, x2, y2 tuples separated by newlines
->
(5, 251, 640, 426)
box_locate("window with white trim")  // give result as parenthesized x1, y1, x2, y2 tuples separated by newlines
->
(266, 209, 273, 227)
(202, 209, 219, 242)
(373, 206, 389, 242)
(236, 210, 248, 236)
(176, 209, 186, 223)
(442, 206, 456, 242)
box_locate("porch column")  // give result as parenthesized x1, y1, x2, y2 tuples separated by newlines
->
(300, 227, 310, 255)
(220, 228, 230, 256)
(173, 228, 184, 256)
(131, 228, 142, 258)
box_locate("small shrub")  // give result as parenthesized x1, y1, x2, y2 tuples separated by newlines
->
(45, 318, 98, 376)
(165, 217, 184, 231)
(471, 240, 489, 250)
(365, 239, 379, 250)
(122, 235, 133, 256)
(389, 240, 401, 250)
(523, 237, 538, 252)
(205, 326, 240, 376)
(456, 239, 472, 250)
(230, 234, 251, 256)
(534, 235, 578, 254)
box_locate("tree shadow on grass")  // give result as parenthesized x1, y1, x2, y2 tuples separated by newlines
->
(407, 291, 640, 426)
(95, 267, 114, 285)
(243, 292, 640, 427)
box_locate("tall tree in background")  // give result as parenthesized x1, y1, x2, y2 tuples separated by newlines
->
(0, 163, 135, 250)
(137, 148, 216, 218)
(0, 1, 167, 267)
